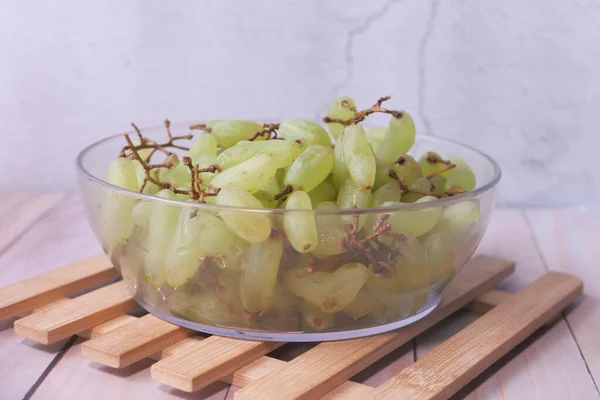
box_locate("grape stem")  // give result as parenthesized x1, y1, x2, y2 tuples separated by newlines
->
(189, 123, 212, 132)
(388, 170, 464, 198)
(247, 123, 281, 141)
(121, 122, 221, 201)
(323, 96, 403, 126)
(425, 162, 456, 178)
(273, 184, 293, 201)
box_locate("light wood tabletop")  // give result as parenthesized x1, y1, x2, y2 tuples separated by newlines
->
(0, 192, 598, 400)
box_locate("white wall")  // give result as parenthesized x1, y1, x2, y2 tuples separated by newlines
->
(1, 0, 599, 206)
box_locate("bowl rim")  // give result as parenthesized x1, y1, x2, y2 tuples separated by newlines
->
(75, 125, 502, 215)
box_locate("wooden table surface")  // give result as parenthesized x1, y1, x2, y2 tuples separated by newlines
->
(0, 192, 598, 400)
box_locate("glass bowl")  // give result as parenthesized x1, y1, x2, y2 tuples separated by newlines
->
(76, 125, 501, 341)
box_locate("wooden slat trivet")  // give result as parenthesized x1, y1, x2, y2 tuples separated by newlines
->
(0, 255, 583, 399)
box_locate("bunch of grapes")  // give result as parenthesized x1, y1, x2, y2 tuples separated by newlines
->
(103, 96, 481, 333)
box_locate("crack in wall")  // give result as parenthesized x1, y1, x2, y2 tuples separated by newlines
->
(314, 0, 405, 121)
(417, 0, 440, 136)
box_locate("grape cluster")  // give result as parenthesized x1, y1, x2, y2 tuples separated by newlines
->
(103, 96, 481, 334)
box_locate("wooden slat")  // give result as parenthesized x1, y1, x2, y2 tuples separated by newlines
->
(0, 254, 117, 320)
(13, 280, 136, 344)
(373, 272, 583, 399)
(82, 314, 192, 368)
(234, 256, 515, 400)
(465, 289, 512, 313)
(151, 335, 283, 392)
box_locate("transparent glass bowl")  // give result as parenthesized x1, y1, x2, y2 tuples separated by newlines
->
(76, 125, 501, 341)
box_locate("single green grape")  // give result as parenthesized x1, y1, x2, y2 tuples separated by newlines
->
(376, 111, 416, 164)
(385, 196, 442, 237)
(284, 145, 334, 192)
(365, 127, 387, 154)
(284, 191, 318, 253)
(253, 190, 278, 208)
(278, 119, 332, 147)
(312, 202, 347, 257)
(326, 96, 356, 139)
(337, 178, 372, 230)
(429, 175, 447, 195)
(433, 201, 480, 243)
(210, 153, 277, 194)
(261, 176, 281, 197)
(307, 181, 337, 206)
(169, 290, 242, 327)
(216, 139, 303, 170)
(342, 124, 376, 191)
(240, 234, 284, 313)
(373, 154, 421, 190)
(206, 120, 263, 148)
(187, 133, 218, 160)
(442, 156, 476, 191)
(131, 201, 153, 230)
(144, 190, 187, 287)
(299, 301, 334, 331)
(418, 151, 446, 177)
(372, 181, 402, 207)
(102, 158, 139, 249)
(402, 176, 432, 203)
(343, 289, 378, 320)
(283, 263, 368, 313)
(216, 186, 272, 243)
(332, 130, 350, 190)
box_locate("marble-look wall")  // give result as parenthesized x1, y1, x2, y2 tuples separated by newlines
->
(1, 0, 599, 206)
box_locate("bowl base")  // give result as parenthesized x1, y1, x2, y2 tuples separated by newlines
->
(135, 298, 442, 342)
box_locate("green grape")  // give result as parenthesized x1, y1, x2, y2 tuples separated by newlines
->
(188, 133, 218, 160)
(372, 181, 402, 207)
(312, 202, 347, 257)
(206, 120, 263, 149)
(434, 201, 480, 242)
(216, 140, 303, 170)
(373, 155, 421, 191)
(385, 196, 442, 237)
(131, 201, 153, 230)
(169, 291, 242, 326)
(326, 96, 356, 139)
(276, 168, 285, 189)
(418, 152, 446, 177)
(337, 178, 372, 230)
(144, 190, 186, 287)
(307, 181, 337, 205)
(376, 110, 416, 164)
(283, 263, 368, 313)
(342, 124, 376, 191)
(102, 158, 139, 249)
(387, 234, 432, 290)
(332, 130, 350, 190)
(216, 185, 272, 243)
(402, 176, 432, 203)
(299, 301, 334, 331)
(210, 153, 277, 194)
(284, 191, 318, 253)
(343, 289, 378, 320)
(279, 119, 332, 147)
(261, 176, 281, 197)
(442, 156, 476, 191)
(421, 232, 455, 283)
(240, 235, 284, 313)
(429, 175, 447, 195)
(253, 190, 278, 208)
(365, 127, 387, 154)
(284, 145, 334, 192)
